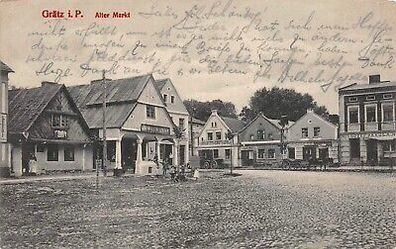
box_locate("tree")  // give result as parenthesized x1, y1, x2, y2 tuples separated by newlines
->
(184, 99, 238, 121)
(240, 87, 329, 122)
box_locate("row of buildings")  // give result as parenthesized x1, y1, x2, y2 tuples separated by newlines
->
(0, 59, 395, 177)
(0, 60, 191, 177)
(195, 75, 395, 168)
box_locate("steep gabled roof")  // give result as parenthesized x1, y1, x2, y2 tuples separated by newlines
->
(221, 116, 245, 133)
(8, 83, 63, 134)
(68, 74, 155, 129)
(0, 60, 14, 72)
(154, 79, 168, 91)
(288, 110, 337, 130)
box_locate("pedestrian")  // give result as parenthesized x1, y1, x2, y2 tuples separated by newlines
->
(193, 168, 200, 180)
(169, 165, 176, 182)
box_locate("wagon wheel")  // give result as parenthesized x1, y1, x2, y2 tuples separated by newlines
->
(203, 161, 210, 169)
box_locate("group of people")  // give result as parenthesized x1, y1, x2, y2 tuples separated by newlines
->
(163, 162, 200, 182)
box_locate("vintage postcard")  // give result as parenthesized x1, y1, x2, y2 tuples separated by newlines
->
(0, 0, 395, 248)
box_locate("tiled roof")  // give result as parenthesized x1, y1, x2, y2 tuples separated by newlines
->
(0, 60, 14, 72)
(154, 79, 168, 90)
(8, 83, 62, 133)
(68, 75, 152, 129)
(221, 116, 246, 132)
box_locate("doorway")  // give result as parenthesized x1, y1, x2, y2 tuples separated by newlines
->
(303, 146, 316, 160)
(367, 139, 378, 165)
(350, 138, 360, 160)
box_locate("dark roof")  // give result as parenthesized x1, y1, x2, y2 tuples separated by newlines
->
(339, 81, 396, 92)
(0, 60, 14, 72)
(221, 116, 245, 133)
(8, 83, 62, 133)
(68, 75, 152, 129)
(190, 117, 205, 125)
(154, 79, 168, 90)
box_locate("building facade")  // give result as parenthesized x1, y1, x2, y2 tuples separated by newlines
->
(287, 109, 338, 162)
(0, 61, 14, 177)
(339, 75, 396, 166)
(197, 110, 245, 168)
(8, 82, 93, 176)
(154, 79, 190, 166)
(238, 112, 284, 167)
(189, 117, 205, 156)
(69, 74, 189, 175)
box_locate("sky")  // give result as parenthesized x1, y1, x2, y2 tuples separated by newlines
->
(1, 0, 395, 115)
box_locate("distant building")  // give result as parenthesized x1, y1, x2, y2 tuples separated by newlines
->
(197, 110, 245, 168)
(8, 82, 93, 176)
(338, 75, 396, 166)
(69, 74, 189, 175)
(238, 112, 285, 167)
(0, 61, 13, 177)
(287, 109, 338, 162)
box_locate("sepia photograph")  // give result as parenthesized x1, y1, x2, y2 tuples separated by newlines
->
(0, 0, 395, 248)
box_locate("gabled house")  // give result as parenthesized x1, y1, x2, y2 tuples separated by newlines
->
(0, 60, 14, 177)
(197, 110, 245, 167)
(154, 78, 190, 166)
(287, 109, 338, 162)
(237, 112, 285, 166)
(8, 82, 93, 176)
(68, 74, 181, 175)
(189, 117, 205, 156)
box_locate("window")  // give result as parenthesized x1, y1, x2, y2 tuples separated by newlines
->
(268, 149, 275, 159)
(213, 149, 219, 158)
(171, 96, 175, 103)
(314, 127, 320, 137)
(257, 130, 265, 140)
(365, 105, 377, 122)
(179, 118, 185, 130)
(301, 128, 308, 138)
(250, 134, 254, 140)
(383, 141, 395, 152)
(225, 149, 231, 159)
(268, 133, 273, 140)
(383, 104, 394, 122)
(348, 106, 359, 124)
(163, 94, 168, 102)
(37, 145, 45, 152)
(348, 97, 358, 102)
(51, 114, 68, 128)
(64, 146, 75, 161)
(258, 149, 265, 159)
(216, 131, 222, 140)
(207, 132, 213, 140)
(211, 122, 217, 128)
(383, 94, 393, 100)
(366, 95, 375, 101)
(146, 105, 156, 119)
(47, 145, 59, 161)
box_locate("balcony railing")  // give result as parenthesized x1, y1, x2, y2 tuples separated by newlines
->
(344, 121, 396, 132)
(200, 140, 231, 145)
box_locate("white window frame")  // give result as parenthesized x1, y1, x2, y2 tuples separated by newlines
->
(365, 95, 375, 101)
(257, 149, 265, 159)
(364, 104, 377, 123)
(313, 127, 320, 137)
(381, 102, 395, 122)
(348, 97, 358, 102)
(301, 128, 308, 138)
(347, 105, 360, 124)
(383, 93, 393, 100)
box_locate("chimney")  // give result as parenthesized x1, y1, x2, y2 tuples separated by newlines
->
(307, 109, 313, 113)
(368, 75, 380, 84)
(41, 81, 58, 86)
(211, 109, 218, 115)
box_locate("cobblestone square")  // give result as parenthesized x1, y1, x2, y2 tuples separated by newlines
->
(0, 171, 395, 248)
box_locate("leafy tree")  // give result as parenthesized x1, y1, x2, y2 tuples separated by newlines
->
(183, 99, 238, 121)
(240, 87, 329, 122)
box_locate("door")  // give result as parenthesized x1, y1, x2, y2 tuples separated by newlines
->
(367, 140, 378, 165)
(350, 138, 360, 160)
(288, 147, 295, 159)
(122, 138, 137, 171)
(22, 142, 35, 175)
(241, 150, 253, 166)
(319, 148, 329, 159)
(303, 146, 316, 160)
